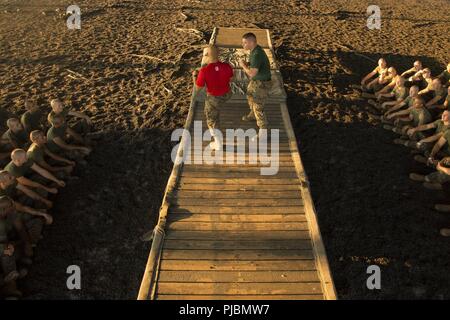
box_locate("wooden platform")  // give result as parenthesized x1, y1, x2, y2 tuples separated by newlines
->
(138, 27, 336, 300)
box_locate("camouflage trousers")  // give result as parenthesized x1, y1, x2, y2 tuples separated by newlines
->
(246, 80, 271, 129)
(204, 91, 232, 130)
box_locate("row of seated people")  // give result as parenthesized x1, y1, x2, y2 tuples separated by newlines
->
(0, 98, 93, 299)
(357, 59, 450, 237)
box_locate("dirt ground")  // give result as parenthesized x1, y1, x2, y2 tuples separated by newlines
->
(0, 0, 449, 299)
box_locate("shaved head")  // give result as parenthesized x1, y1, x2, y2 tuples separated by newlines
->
(206, 45, 219, 63)
(11, 148, 26, 161)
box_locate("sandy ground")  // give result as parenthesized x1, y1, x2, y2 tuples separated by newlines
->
(0, 0, 449, 299)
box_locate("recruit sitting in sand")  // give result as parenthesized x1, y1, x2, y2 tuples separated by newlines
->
(360, 58, 388, 92)
(4, 149, 63, 197)
(193, 45, 234, 151)
(1, 118, 29, 152)
(27, 130, 75, 177)
(369, 76, 408, 112)
(239, 32, 272, 139)
(46, 114, 91, 162)
(384, 85, 420, 117)
(21, 99, 43, 135)
(437, 62, 450, 87)
(0, 195, 33, 298)
(48, 99, 92, 144)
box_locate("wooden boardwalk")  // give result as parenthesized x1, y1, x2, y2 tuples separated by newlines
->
(138, 28, 336, 300)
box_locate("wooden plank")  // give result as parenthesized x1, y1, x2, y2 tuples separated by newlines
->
(165, 230, 310, 240)
(279, 101, 337, 299)
(163, 239, 312, 250)
(182, 162, 295, 167)
(169, 206, 305, 214)
(158, 270, 321, 283)
(157, 294, 323, 300)
(173, 198, 303, 206)
(173, 190, 300, 198)
(159, 259, 317, 271)
(176, 184, 301, 191)
(180, 154, 295, 162)
(157, 282, 322, 295)
(214, 28, 271, 48)
(178, 177, 299, 184)
(161, 249, 314, 260)
(181, 172, 297, 179)
(167, 221, 308, 231)
(166, 213, 307, 223)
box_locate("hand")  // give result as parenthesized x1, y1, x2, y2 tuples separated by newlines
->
(46, 187, 58, 194)
(66, 160, 76, 166)
(191, 70, 198, 79)
(56, 180, 66, 188)
(239, 59, 248, 68)
(43, 199, 53, 209)
(407, 128, 415, 136)
(3, 244, 14, 256)
(427, 157, 437, 167)
(42, 213, 53, 225)
(81, 147, 92, 155)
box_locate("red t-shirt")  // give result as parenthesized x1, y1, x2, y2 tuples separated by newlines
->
(196, 62, 233, 96)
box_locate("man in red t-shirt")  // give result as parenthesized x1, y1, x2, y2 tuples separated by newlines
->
(193, 45, 234, 151)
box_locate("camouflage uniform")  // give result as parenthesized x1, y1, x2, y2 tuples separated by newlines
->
(246, 80, 271, 129)
(244, 45, 272, 129)
(205, 91, 232, 129)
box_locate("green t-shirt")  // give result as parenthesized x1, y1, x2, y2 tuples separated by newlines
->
(249, 45, 271, 81)
(443, 130, 450, 154)
(1, 129, 28, 148)
(434, 119, 450, 134)
(4, 159, 34, 178)
(438, 70, 450, 84)
(21, 110, 42, 134)
(46, 125, 66, 153)
(410, 107, 432, 127)
(403, 96, 416, 108)
(48, 106, 70, 125)
(392, 86, 408, 100)
(0, 179, 18, 198)
(433, 86, 447, 103)
(27, 143, 45, 164)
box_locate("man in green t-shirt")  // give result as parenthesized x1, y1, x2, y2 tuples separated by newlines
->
(385, 85, 419, 118)
(437, 62, 450, 87)
(27, 130, 75, 177)
(0, 171, 52, 247)
(20, 99, 43, 135)
(46, 114, 92, 162)
(48, 99, 92, 144)
(0, 170, 53, 213)
(371, 76, 408, 111)
(239, 32, 272, 134)
(0, 195, 34, 297)
(4, 149, 64, 197)
(0, 118, 29, 151)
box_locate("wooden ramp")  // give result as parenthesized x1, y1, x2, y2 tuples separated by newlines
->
(138, 27, 336, 300)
